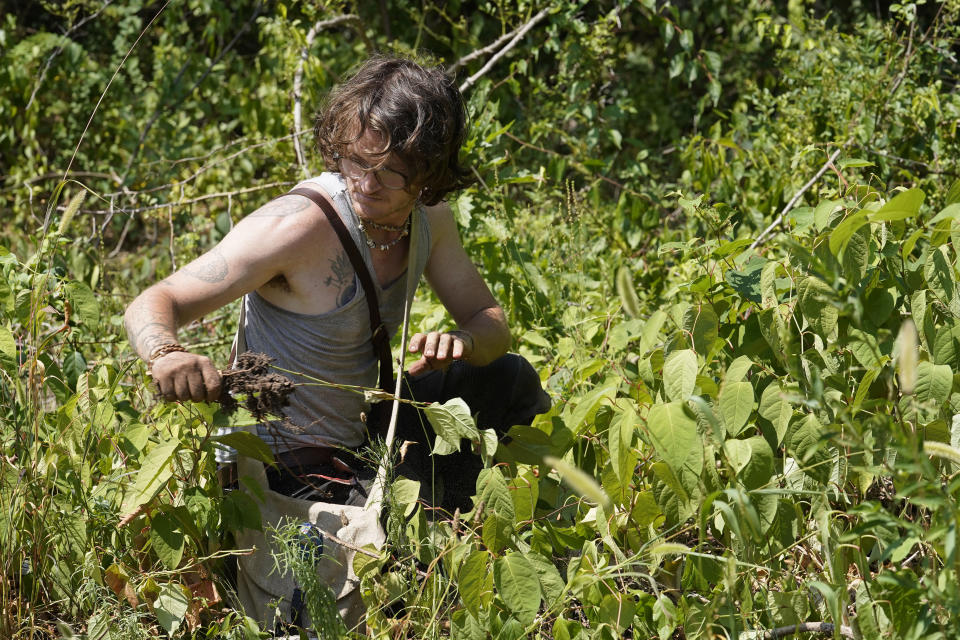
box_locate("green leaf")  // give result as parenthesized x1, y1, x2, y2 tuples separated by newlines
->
(608, 407, 638, 483)
(154, 582, 190, 636)
(391, 478, 421, 517)
(814, 199, 842, 231)
(458, 551, 492, 617)
(526, 552, 565, 609)
(848, 328, 884, 368)
(616, 266, 641, 318)
(653, 593, 677, 640)
(424, 397, 479, 448)
(915, 362, 953, 405)
(476, 467, 515, 523)
(663, 349, 698, 401)
(798, 276, 838, 338)
(150, 512, 185, 570)
(481, 514, 512, 554)
(0, 326, 17, 374)
(64, 281, 100, 327)
(724, 436, 774, 490)
(719, 380, 754, 437)
(212, 430, 275, 464)
(638, 310, 668, 354)
(760, 261, 779, 309)
(684, 304, 719, 354)
(933, 322, 960, 367)
(123, 437, 181, 512)
(646, 401, 701, 477)
(842, 225, 870, 283)
(829, 211, 870, 256)
(925, 246, 955, 305)
(509, 470, 538, 523)
(726, 356, 753, 383)
(870, 188, 925, 222)
(759, 383, 793, 446)
(494, 553, 541, 625)
(927, 203, 960, 226)
(568, 380, 619, 435)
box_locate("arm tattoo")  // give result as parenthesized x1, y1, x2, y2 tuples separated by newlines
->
(182, 246, 228, 283)
(323, 251, 356, 307)
(248, 196, 312, 218)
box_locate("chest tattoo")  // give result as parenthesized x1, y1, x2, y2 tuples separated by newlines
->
(324, 250, 356, 307)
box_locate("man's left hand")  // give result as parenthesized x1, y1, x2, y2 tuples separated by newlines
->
(407, 330, 474, 376)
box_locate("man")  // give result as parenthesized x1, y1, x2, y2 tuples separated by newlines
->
(124, 55, 549, 510)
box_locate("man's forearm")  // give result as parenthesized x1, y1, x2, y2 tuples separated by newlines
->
(124, 287, 181, 361)
(458, 306, 511, 366)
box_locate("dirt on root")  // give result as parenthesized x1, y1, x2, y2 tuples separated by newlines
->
(218, 351, 295, 421)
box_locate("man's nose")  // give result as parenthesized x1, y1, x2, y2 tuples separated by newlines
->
(357, 170, 381, 192)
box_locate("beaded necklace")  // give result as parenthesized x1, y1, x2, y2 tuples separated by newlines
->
(357, 216, 410, 251)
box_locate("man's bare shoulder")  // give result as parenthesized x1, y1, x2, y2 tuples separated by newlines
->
(235, 192, 334, 249)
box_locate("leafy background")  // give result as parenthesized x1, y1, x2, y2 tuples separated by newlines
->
(3, 0, 960, 638)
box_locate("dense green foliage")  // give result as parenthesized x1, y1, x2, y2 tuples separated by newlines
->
(3, 1, 960, 638)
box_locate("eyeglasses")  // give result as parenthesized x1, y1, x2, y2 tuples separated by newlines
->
(335, 154, 409, 190)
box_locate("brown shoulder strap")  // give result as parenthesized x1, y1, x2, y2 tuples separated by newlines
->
(287, 187, 392, 392)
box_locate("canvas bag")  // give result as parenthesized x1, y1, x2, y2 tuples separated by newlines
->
(230, 188, 417, 632)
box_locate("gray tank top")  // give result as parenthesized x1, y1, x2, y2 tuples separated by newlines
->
(219, 173, 431, 459)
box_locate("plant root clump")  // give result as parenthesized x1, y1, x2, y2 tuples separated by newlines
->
(218, 351, 295, 421)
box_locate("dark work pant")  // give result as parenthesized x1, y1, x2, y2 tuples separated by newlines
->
(267, 354, 550, 513)
(391, 353, 552, 513)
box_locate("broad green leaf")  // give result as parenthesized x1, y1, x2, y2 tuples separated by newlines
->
(848, 328, 884, 368)
(481, 515, 512, 554)
(759, 381, 792, 445)
(638, 310, 668, 354)
(212, 431, 275, 464)
(760, 261, 779, 309)
(653, 593, 677, 640)
(719, 380, 754, 437)
(828, 211, 870, 256)
(948, 180, 960, 206)
(853, 366, 881, 412)
(608, 407, 638, 483)
(798, 276, 838, 338)
(391, 478, 421, 517)
(494, 553, 541, 625)
(725, 356, 753, 383)
(154, 583, 190, 636)
(0, 326, 16, 374)
(651, 461, 694, 525)
(424, 397, 479, 448)
(123, 437, 181, 511)
(526, 552, 565, 608)
(814, 199, 842, 231)
(64, 281, 100, 327)
(927, 203, 960, 226)
(509, 470, 538, 523)
(723, 436, 774, 490)
(925, 246, 955, 304)
(916, 362, 953, 405)
(458, 551, 492, 617)
(870, 187, 924, 222)
(476, 468, 515, 522)
(842, 225, 870, 283)
(616, 266, 641, 318)
(933, 322, 960, 367)
(684, 305, 719, 354)
(663, 349, 698, 401)
(149, 512, 184, 570)
(544, 456, 612, 511)
(725, 257, 766, 303)
(568, 381, 619, 434)
(646, 401, 701, 476)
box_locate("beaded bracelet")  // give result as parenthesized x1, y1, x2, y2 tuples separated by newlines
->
(147, 343, 187, 370)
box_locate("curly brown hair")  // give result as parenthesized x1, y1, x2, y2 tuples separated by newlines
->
(314, 55, 473, 206)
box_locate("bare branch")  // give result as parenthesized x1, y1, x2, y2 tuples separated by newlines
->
(57, 181, 296, 216)
(749, 144, 846, 251)
(761, 622, 855, 639)
(458, 7, 552, 94)
(293, 14, 362, 177)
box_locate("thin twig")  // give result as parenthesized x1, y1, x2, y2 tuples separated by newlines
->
(459, 7, 552, 93)
(293, 15, 361, 177)
(761, 622, 855, 639)
(53, 0, 172, 234)
(25, 0, 115, 111)
(749, 144, 846, 251)
(448, 15, 537, 73)
(57, 180, 295, 215)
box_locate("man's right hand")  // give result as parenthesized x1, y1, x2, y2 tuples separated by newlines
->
(150, 351, 223, 403)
